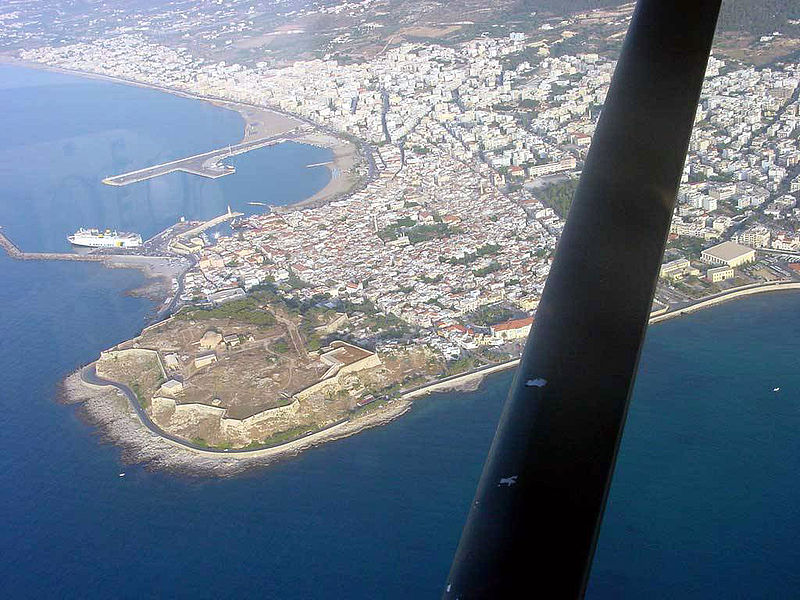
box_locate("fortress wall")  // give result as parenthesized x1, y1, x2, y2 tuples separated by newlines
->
(238, 398, 301, 427)
(295, 351, 382, 401)
(151, 397, 226, 441)
(220, 399, 302, 442)
(97, 348, 166, 380)
(339, 353, 382, 375)
(294, 377, 340, 401)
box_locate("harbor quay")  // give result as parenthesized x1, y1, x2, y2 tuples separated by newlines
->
(0, 208, 240, 264)
(102, 128, 305, 187)
(0, 226, 104, 262)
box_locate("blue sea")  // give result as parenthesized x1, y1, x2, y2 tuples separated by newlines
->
(1, 64, 799, 598)
(0, 64, 332, 252)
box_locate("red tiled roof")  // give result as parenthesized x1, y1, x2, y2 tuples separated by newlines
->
(493, 316, 534, 332)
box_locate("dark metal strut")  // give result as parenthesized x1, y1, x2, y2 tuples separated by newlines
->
(444, 0, 722, 597)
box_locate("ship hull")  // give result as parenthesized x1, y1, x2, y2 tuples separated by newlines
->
(67, 229, 142, 248)
(68, 238, 141, 248)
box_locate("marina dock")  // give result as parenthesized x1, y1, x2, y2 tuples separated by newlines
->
(102, 130, 299, 187)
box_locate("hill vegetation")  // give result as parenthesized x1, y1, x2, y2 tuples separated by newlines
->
(538, 179, 579, 219)
(717, 0, 800, 35)
(521, 0, 798, 35)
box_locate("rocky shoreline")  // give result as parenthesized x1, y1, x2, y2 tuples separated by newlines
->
(59, 277, 800, 477)
(61, 370, 414, 477)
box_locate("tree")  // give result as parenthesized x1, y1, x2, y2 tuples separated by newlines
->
(539, 179, 579, 218)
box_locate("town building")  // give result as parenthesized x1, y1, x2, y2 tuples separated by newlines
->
(158, 379, 184, 395)
(194, 351, 218, 368)
(660, 258, 692, 279)
(207, 287, 246, 305)
(706, 265, 735, 283)
(491, 316, 534, 339)
(735, 226, 771, 248)
(223, 333, 241, 347)
(701, 241, 756, 267)
(527, 157, 577, 178)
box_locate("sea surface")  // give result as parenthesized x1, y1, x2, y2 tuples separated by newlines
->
(2, 64, 800, 599)
(0, 64, 332, 252)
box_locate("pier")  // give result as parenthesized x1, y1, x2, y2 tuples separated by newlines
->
(102, 130, 299, 187)
(1, 207, 242, 266)
(0, 227, 104, 262)
(176, 207, 244, 239)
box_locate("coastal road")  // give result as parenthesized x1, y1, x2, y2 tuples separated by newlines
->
(80, 364, 346, 455)
(80, 364, 226, 453)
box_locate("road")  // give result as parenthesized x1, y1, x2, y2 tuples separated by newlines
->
(79, 364, 345, 455)
(80, 364, 226, 452)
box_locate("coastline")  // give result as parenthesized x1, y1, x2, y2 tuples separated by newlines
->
(63, 370, 413, 476)
(0, 58, 362, 315)
(9, 58, 799, 475)
(282, 130, 362, 210)
(102, 255, 191, 314)
(2, 57, 365, 212)
(0, 59, 378, 475)
(0, 58, 367, 336)
(649, 280, 800, 324)
(63, 278, 800, 476)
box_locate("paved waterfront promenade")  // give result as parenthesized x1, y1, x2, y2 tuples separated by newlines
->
(650, 280, 800, 324)
(102, 130, 299, 186)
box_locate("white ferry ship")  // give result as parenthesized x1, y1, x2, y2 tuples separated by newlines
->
(67, 228, 143, 248)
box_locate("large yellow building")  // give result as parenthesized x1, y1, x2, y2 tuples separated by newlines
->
(701, 241, 755, 268)
(491, 316, 534, 340)
(706, 265, 735, 283)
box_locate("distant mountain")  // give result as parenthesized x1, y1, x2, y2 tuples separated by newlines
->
(519, 0, 623, 13)
(716, 0, 799, 35)
(520, 0, 798, 35)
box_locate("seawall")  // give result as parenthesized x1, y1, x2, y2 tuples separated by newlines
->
(650, 281, 800, 324)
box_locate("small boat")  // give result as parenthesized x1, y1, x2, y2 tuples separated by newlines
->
(119, 473, 126, 477)
(773, 387, 780, 392)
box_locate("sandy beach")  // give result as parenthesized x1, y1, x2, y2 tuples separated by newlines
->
(3, 58, 302, 140)
(288, 130, 363, 209)
(4, 58, 366, 210)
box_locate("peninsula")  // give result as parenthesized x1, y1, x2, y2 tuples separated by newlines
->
(0, 1, 797, 473)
